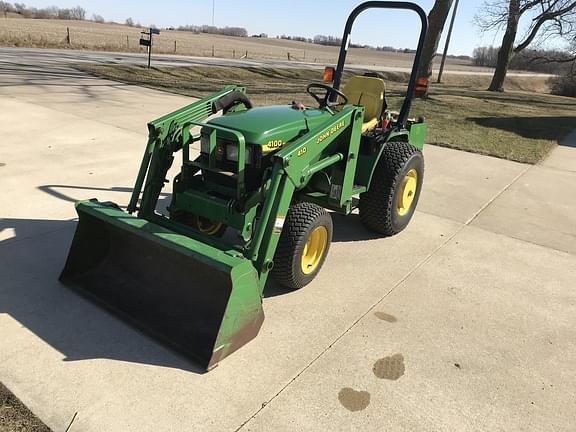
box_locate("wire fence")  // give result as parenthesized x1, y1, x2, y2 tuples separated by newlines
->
(0, 19, 344, 64)
(0, 18, 429, 68)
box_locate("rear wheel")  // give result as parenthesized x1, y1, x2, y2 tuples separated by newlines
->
(359, 142, 424, 236)
(272, 202, 333, 290)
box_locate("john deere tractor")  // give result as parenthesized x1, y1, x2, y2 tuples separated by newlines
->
(60, 1, 428, 370)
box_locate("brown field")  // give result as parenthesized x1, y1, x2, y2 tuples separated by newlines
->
(0, 17, 482, 70)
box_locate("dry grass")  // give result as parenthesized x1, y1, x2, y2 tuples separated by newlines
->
(0, 17, 484, 70)
(0, 382, 51, 432)
(413, 91, 575, 162)
(76, 63, 576, 164)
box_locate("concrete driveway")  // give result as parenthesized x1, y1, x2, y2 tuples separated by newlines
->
(1, 53, 575, 432)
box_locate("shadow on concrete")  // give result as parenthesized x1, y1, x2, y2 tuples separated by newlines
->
(263, 279, 293, 298)
(560, 129, 576, 148)
(3, 183, 382, 367)
(467, 116, 576, 144)
(0, 217, 204, 374)
(264, 213, 382, 298)
(0, 53, 133, 103)
(38, 184, 135, 204)
(331, 213, 382, 242)
(37, 184, 172, 213)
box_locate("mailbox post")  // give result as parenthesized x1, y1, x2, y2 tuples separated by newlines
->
(140, 27, 160, 68)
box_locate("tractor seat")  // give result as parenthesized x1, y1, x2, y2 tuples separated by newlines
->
(342, 75, 386, 133)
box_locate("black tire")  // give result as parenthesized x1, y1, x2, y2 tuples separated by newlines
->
(359, 142, 424, 236)
(272, 202, 333, 290)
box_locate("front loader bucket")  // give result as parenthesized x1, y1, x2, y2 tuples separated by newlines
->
(60, 200, 264, 371)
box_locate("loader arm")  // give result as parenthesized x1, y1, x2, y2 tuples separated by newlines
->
(127, 85, 247, 216)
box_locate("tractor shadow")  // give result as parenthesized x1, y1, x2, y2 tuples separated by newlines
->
(467, 116, 576, 146)
(0, 216, 204, 373)
(264, 212, 381, 298)
(331, 212, 382, 243)
(3, 185, 381, 366)
(38, 184, 173, 214)
(1, 182, 203, 373)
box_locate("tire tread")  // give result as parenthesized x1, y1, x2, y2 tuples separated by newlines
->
(359, 142, 423, 236)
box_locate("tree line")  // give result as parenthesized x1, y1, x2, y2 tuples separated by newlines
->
(176, 25, 248, 38)
(473, 46, 575, 74)
(0, 2, 85, 20)
(275, 34, 470, 56)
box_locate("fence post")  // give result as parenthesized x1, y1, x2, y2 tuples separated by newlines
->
(66, 27, 71, 45)
(174, 40, 177, 53)
(233, 49, 235, 58)
(126, 35, 129, 49)
(212, 45, 214, 57)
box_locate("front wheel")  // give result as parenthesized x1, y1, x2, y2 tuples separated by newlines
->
(272, 202, 333, 290)
(359, 142, 424, 236)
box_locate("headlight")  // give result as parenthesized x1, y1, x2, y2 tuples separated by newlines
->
(200, 134, 209, 154)
(200, 135, 224, 160)
(226, 143, 253, 164)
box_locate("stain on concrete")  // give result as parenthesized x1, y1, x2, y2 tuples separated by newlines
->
(374, 311, 397, 323)
(373, 353, 405, 380)
(338, 387, 370, 412)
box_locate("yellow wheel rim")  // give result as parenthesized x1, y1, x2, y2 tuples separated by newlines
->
(196, 217, 223, 236)
(300, 226, 328, 275)
(397, 169, 418, 216)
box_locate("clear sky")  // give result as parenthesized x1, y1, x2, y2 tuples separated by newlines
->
(18, 1, 527, 56)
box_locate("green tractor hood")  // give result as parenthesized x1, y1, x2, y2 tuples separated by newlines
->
(206, 105, 332, 153)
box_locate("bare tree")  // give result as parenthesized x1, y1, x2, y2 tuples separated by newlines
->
(70, 6, 85, 20)
(487, 0, 521, 91)
(417, 0, 455, 80)
(0, 1, 12, 18)
(13, 2, 25, 13)
(477, 0, 576, 91)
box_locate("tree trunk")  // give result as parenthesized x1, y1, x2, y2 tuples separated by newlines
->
(488, 0, 520, 92)
(417, 0, 454, 80)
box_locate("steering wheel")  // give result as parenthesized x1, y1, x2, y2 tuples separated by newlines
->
(306, 83, 348, 109)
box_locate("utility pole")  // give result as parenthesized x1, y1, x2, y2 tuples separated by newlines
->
(212, 0, 215, 26)
(437, 0, 459, 83)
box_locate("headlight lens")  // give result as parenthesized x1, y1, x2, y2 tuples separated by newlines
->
(200, 135, 225, 160)
(226, 143, 252, 164)
(200, 134, 209, 154)
(200, 134, 253, 165)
